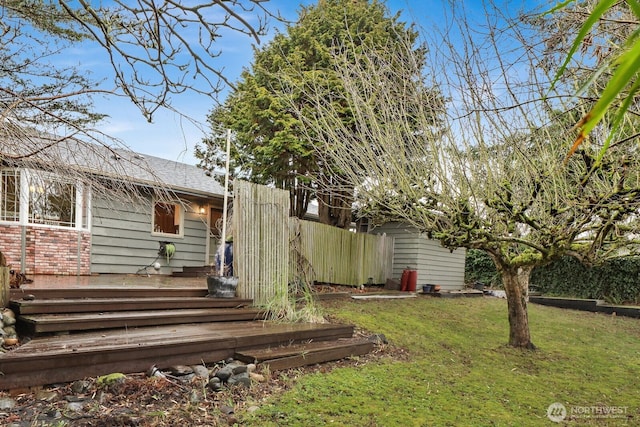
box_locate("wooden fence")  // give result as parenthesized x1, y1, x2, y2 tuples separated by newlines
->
(233, 181, 395, 305)
(290, 218, 394, 287)
(233, 181, 290, 306)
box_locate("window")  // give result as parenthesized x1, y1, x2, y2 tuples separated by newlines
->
(0, 169, 20, 222)
(153, 201, 183, 236)
(0, 168, 89, 229)
(29, 174, 76, 227)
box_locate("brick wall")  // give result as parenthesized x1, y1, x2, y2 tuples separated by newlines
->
(0, 226, 22, 270)
(0, 224, 91, 275)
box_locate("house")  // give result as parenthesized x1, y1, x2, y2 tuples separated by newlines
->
(1, 136, 465, 285)
(0, 138, 226, 276)
(370, 222, 466, 291)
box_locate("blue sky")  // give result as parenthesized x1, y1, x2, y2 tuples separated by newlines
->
(89, 0, 541, 165)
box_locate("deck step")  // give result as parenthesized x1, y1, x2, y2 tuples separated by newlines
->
(10, 287, 209, 300)
(10, 297, 252, 315)
(0, 322, 355, 390)
(235, 337, 375, 371)
(172, 266, 216, 278)
(18, 307, 267, 335)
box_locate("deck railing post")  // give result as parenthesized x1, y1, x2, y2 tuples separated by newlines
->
(0, 251, 9, 307)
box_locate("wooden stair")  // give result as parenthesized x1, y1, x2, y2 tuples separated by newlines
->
(10, 288, 257, 336)
(17, 308, 265, 335)
(172, 266, 216, 278)
(0, 286, 371, 390)
(235, 338, 375, 371)
(11, 296, 253, 315)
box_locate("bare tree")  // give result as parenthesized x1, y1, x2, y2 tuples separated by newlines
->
(286, 2, 640, 348)
(1, 0, 278, 202)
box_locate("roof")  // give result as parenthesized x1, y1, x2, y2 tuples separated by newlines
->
(2, 132, 225, 198)
(110, 148, 225, 198)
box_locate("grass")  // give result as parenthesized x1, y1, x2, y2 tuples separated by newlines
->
(241, 296, 640, 426)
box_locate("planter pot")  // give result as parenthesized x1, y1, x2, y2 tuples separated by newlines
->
(207, 276, 238, 298)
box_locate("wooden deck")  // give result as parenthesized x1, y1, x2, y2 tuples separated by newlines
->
(1, 285, 366, 390)
(0, 321, 354, 390)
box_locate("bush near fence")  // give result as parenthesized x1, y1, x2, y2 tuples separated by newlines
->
(464, 249, 502, 288)
(464, 249, 640, 304)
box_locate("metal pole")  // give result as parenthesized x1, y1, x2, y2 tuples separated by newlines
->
(219, 129, 232, 276)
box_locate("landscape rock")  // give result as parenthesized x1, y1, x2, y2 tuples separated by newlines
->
(71, 380, 91, 394)
(66, 401, 84, 412)
(368, 333, 388, 345)
(191, 365, 210, 379)
(208, 377, 223, 392)
(168, 365, 193, 376)
(232, 364, 248, 375)
(0, 397, 16, 409)
(250, 372, 266, 383)
(228, 372, 251, 388)
(189, 389, 201, 404)
(215, 366, 233, 382)
(35, 390, 58, 402)
(1, 309, 16, 326)
(219, 404, 235, 415)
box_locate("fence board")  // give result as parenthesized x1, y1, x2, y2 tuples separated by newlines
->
(233, 181, 290, 306)
(290, 218, 394, 287)
(234, 181, 394, 299)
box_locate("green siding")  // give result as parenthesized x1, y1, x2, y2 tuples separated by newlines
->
(90, 196, 208, 274)
(372, 222, 466, 290)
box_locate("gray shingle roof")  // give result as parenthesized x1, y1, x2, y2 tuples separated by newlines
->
(110, 148, 225, 197)
(2, 133, 225, 197)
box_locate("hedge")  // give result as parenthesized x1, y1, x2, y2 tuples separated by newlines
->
(464, 249, 640, 304)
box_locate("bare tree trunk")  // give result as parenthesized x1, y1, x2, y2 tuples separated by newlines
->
(316, 174, 352, 229)
(500, 265, 536, 349)
(290, 186, 311, 219)
(317, 193, 352, 229)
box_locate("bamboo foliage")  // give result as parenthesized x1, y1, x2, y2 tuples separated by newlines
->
(233, 180, 290, 306)
(290, 218, 394, 287)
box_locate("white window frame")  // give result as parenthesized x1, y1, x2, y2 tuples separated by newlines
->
(0, 169, 21, 223)
(0, 168, 90, 231)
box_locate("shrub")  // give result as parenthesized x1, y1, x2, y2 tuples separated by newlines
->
(531, 257, 640, 304)
(464, 249, 640, 303)
(464, 249, 501, 288)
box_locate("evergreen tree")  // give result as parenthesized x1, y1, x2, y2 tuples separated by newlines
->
(196, 0, 441, 227)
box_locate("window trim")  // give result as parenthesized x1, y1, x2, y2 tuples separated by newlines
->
(0, 168, 90, 231)
(151, 200, 185, 238)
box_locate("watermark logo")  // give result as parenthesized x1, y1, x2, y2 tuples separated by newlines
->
(547, 403, 628, 423)
(547, 402, 567, 423)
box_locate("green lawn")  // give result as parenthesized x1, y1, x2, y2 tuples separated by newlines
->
(242, 296, 640, 426)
